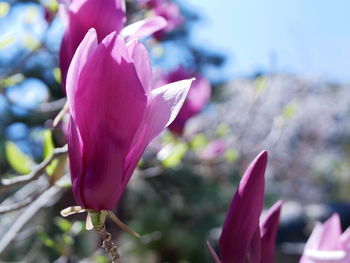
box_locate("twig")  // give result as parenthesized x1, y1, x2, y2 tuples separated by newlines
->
(137, 166, 163, 179)
(107, 211, 141, 238)
(0, 182, 66, 255)
(0, 45, 45, 88)
(0, 187, 46, 214)
(53, 101, 69, 127)
(0, 178, 46, 213)
(0, 145, 68, 194)
(35, 98, 67, 113)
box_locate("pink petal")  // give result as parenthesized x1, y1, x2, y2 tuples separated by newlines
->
(121, 16, 167, 40)
(66, 28, 98, 119)
(300, 214, 343, 263)
(318, 214, 342, 250)
(122, 79, 194, 188)
(200, 139, 226, 160)
(219, 151, 268, 263)
(340, 228, 350, 262)
(67, 117, 84, 207)
(187, 76, 211, 112)
(260, 200, 284, 263)
(69, 0, 126, 41)
(299, 222, 324, 263)
(340, 227, 350, 249)
(206, 241, 222, 263)
(304, 222, 324, 250)
(165, 67, 211, 134)
(247, 227, 262, 263)
(60, 0, 126, 89)
(126, 39, 153, 93)
(71, 33, 147, 210)
(153, 1, 183, 32)
(169, 76, 211, 134)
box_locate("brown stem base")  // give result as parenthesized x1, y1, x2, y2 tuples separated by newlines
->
(94, 224, 121, 263)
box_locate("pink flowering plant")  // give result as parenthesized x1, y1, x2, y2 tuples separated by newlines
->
(207, 151, 283, 263)
(65, 28, 193, 211)
(59, 0, 167, 89)
(0, 0, 348, 262)
(300, 213, 350, 263)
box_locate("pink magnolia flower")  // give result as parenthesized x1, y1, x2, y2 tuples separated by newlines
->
(152, 1, 184, 40)
(59, 0, 166, 89)
(157, 66, 211, 135)
(200, 139, 226, 160)
(207, 151, 283, 263)
(138, 0, 162, 8)
(300, 213, 350, 263)
(66, 29, 193, 211)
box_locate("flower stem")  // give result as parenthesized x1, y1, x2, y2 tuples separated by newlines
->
(94, 223, 121, 263)
(88, 211, 121, 263)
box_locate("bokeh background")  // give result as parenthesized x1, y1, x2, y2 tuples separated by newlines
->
(1, 0, 350, 262)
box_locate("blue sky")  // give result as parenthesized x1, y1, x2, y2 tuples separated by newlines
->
(184, 0, 350, 83)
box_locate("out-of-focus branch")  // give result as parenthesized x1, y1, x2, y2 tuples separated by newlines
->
(0, 188, 46, 214)
(35, 98, 67, 113)
(0, 180, 67, 255)
(0, 145, 68, 194)
(0, 45, 45, 87)
(136, 166, 163, 179)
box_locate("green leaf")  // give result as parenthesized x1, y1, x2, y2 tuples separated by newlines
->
(62, 234, 74, 246)
(22, 34, 40, 51)
(137, 158, 144, 168)
(255, 76, 266, 92)
(55, 178, 72, 188)
(159, 142, 188, 168)
(24, 6, 39, 24)
(283, 102, 297, 120)
(95, 256, 110, 263)
(0, 34, 15, 49)
(54, 217, 72, 233)
(38, 231, 64, 254)
(215, 123, 230, 137)
(0, 73, 24, 87)
(53, 67, 61, 84)
(5, 141, 34, 174)
(161, 131, 177, 143)
(151, 45, 164, 58)
(42, 130, 58, 175)
(43, 0, 58, 12)
(190, 133, 208, 150)
(43, 130, 54, 158)
(38, 232, 55, 248)
(224, 149, 239, 163)
(0, 2, 10, 18)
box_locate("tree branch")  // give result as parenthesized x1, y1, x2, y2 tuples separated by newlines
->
(0, 145, 68, 194)
(0, 182, 66, 255)
(0, 188, 46, 214)
(35, 97, 67, 113)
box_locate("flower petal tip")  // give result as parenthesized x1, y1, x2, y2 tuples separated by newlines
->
(246, 150, 268, 176)
(102, 31, 119, 44)
(157, 16, 168, 26)
(87, 28, 97, 34)
(276, 200, 284, 206)
(259, 150, 268, 160)
(250, 150, 268, 171)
